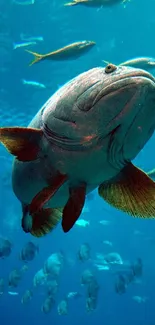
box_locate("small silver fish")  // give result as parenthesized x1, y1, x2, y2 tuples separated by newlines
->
(12, 0, 35, 5)
(132, 295, 148, 303)
(119, 57, 155, 70)
(8, 291, 19, 296)
(103, 57, 155, 71)
(103, 240, 113, 246)
(22, 79, 46, 89)
(20, 33, 44, 42)
(13, 41, 36, 50)
(75, 219, 90, 227)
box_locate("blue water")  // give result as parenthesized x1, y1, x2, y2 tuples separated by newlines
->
(1, 0, 155, 324)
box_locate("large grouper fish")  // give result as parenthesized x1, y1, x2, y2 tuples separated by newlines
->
(1, 63, 155, 238)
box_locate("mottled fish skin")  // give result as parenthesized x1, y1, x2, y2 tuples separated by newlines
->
(12, 65, 155, 210)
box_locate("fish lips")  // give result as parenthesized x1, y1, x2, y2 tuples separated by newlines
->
(93, 70, 155, 106)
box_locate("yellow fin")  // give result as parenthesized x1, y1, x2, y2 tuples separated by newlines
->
(30, 208, 63, 238)
(25, 50, 44, 66)
(98, 163, 155, 218)
(102, 60, 111, 65)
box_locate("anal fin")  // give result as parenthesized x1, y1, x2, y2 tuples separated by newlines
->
(62, 183, 86, 233)
(30, 208, 63, 237)
(22, 206, 63, 238)
(0, 127, 43, 161)
(98, 163, 155, 218)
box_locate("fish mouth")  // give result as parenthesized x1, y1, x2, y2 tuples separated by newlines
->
(80, 41, 96, 49)
(93, 70, 155, 105)
(87, 41, 96, 46)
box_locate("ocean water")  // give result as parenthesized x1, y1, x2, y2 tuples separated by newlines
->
(0, 0, 155, 324)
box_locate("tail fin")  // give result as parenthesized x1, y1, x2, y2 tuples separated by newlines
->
(25, 50, 44, 66)
(13, 43, 17, 50)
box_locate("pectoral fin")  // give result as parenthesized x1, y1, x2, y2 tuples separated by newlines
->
(98, 163, 155, 218)
(62, 183, 86, 233)
(0, 127, 43, 161)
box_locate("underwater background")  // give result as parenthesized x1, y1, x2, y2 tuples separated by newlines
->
(0, 0, 155, 324)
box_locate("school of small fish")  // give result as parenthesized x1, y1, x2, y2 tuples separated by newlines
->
(0, 221, 145, 314)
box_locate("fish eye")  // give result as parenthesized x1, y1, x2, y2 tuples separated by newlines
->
(105, 64, 117, 74)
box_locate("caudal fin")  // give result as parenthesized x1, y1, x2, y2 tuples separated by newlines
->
(25, 50, 44, 66)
